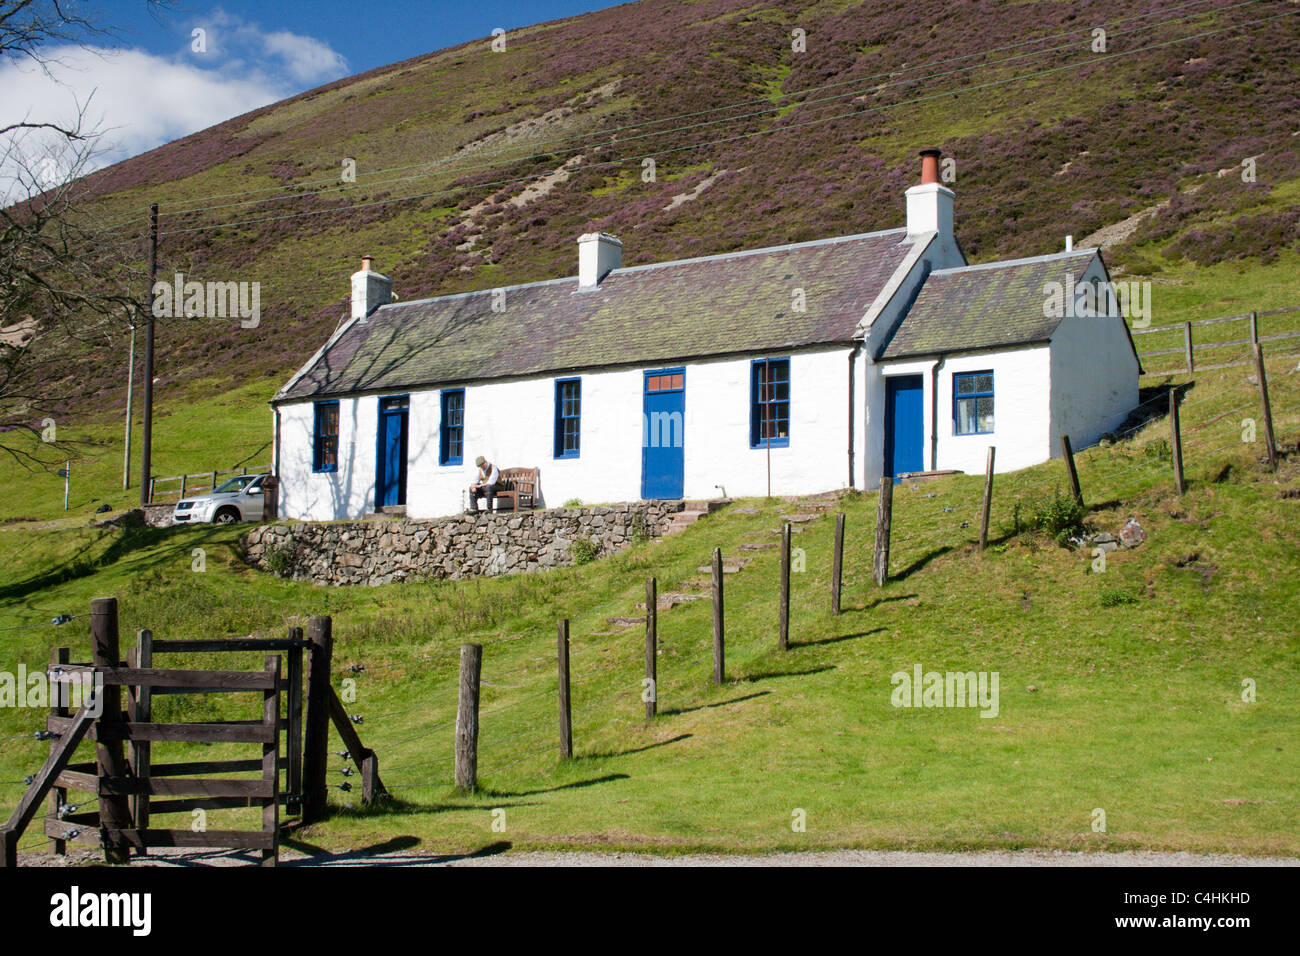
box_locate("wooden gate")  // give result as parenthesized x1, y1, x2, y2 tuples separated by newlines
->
(1, 598, 386, 867)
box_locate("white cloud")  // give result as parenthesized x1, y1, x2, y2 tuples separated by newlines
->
(259, 31, 349, 85)
(0, 14, 348, 201)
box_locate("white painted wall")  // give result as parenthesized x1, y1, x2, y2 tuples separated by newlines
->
(1048, 259, 1141, 451)
(933, 347, 1054, 475)
(276, 347, 856, 520)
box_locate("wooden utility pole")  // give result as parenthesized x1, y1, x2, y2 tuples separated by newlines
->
(711, 548, 725, 684)
(830, 513, 845, 615)
(1061, 434, 1083, 507)
(90, 598, 132, 864)
(455, 643, 483, 790)
(873, 477, 893, 587)
(1170, 389, 1185, 495)
(123, 318, 135, 491)
(139, 203, 158, 507)
(1252, 342, 1278, 471)
(644, 580, 657, 719)
(979, 447, 996, 551)
(557, 620, 572, 758)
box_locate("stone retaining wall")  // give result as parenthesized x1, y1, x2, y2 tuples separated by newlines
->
(240, 501, 685, 586)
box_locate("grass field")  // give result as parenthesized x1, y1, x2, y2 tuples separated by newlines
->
(1, 357, 1297, 860)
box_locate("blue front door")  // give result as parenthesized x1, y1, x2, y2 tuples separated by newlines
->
(642, 369, 685, 499)
(377, 396, 408, 507)
(884, 375, 924, 480)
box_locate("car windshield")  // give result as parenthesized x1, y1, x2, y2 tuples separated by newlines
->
(213, 475, 261, 494)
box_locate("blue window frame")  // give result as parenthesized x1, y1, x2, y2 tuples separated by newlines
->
(554, 378, 581, 459)
(439, 389, 464, 465)
(312, 401, 339, 473)
(750, 357, 790, 448)
(953, 371, 994, 435)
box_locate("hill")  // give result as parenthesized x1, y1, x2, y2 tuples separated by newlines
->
(6, 0, 1300, 437)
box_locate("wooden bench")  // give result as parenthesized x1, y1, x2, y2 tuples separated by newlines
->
(494, 467, 539, 512)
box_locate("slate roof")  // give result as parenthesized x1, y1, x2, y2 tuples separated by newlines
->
(877, 249, 1103, 360)
(276, 229, 919, 402)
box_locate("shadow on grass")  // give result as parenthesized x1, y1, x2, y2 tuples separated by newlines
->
(281, 836, 514, 866)
(892, 546, 955, 581)
(481, 772, 631, 797)
(739, 664, 837, 682)
(580, 736, 691, 759)
(660, 691, 769, 716)
(0, 522, 240, 604)
(795, 628, 884, 648)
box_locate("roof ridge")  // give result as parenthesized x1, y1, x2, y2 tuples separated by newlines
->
(374, 227, 912, 311)
(927, 248, 1099, 276)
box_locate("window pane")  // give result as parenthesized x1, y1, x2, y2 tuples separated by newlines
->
(956, 397, 976, 434)
(977, 396, 994, 432)
(671, 374, 683, 389)
(956, 375, 976, 396)
(975, 374, 993, 393)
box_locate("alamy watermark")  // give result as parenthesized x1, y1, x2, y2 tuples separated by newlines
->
(890, 663, 1000, 718)
(1043, 273, 1151, 328)
(152, 271, 261, 328)
(0, 664, 103, 716)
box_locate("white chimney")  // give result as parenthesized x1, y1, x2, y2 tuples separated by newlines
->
(577, 232, 622, 289)
(351, 254, 393, 321)
(905, 147, 954, 238)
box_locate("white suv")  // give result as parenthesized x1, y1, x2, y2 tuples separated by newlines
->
(173, 474, 268, 525)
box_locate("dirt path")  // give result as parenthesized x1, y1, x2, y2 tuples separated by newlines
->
(19, 846, 1298, 868)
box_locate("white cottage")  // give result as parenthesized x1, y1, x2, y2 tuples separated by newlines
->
(271, 150, 1140, 521)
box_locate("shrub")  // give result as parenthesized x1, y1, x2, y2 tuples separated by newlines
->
(1098, 586, 1139, 607)
(1009, 487, 1086, 544)
(264, 544, 293, 577)
(563, 498, 582, 508)
(569, 538, 599, 565)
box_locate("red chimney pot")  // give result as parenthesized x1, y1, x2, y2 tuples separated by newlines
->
(919, 148, 942, 186)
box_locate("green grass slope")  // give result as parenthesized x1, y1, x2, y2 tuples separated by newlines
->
(2, 359, 1297, 858)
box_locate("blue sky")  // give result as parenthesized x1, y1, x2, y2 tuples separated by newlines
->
(1, 1, 625, 196)
(103, 0, 625, 74)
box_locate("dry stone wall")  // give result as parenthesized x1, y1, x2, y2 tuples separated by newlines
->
(241, 501, 684, 586)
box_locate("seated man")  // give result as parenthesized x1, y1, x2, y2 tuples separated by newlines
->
(468, 455, 500, 513)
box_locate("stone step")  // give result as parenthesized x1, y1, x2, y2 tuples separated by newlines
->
(779, 513, 820, 523)
(738, 542, 777, 551)
(605, 616, 646, 628)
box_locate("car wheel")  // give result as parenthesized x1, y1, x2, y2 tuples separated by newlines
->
(213, 507, 240, 525)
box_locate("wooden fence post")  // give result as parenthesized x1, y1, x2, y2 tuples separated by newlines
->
(1170, 389, 1185, 495)
(130, 629, 152, 855)
(711, 548, 725, 685)
(210, 469, 218, 492)
(557, 620, 572, 758)
(644, 580, 657, 719)
(1061, 434, 1083, 507)
(779, 523, 791, 651)
(261, 655, 280, 867)
(455, 643, 483, 790)
(873, 477, 893, 587)
(1249, 311, 1259, 345)
(90, 597, 132, 864)
(1252, 342, 1278, 471)
(301, 615, 333, 824)
(1184, 321, 1194, 374)
(979, 447, 996, 551)
(286, 627, 304, 815)
(48, 646, 69, 856)
(830, 513, 845, 615)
